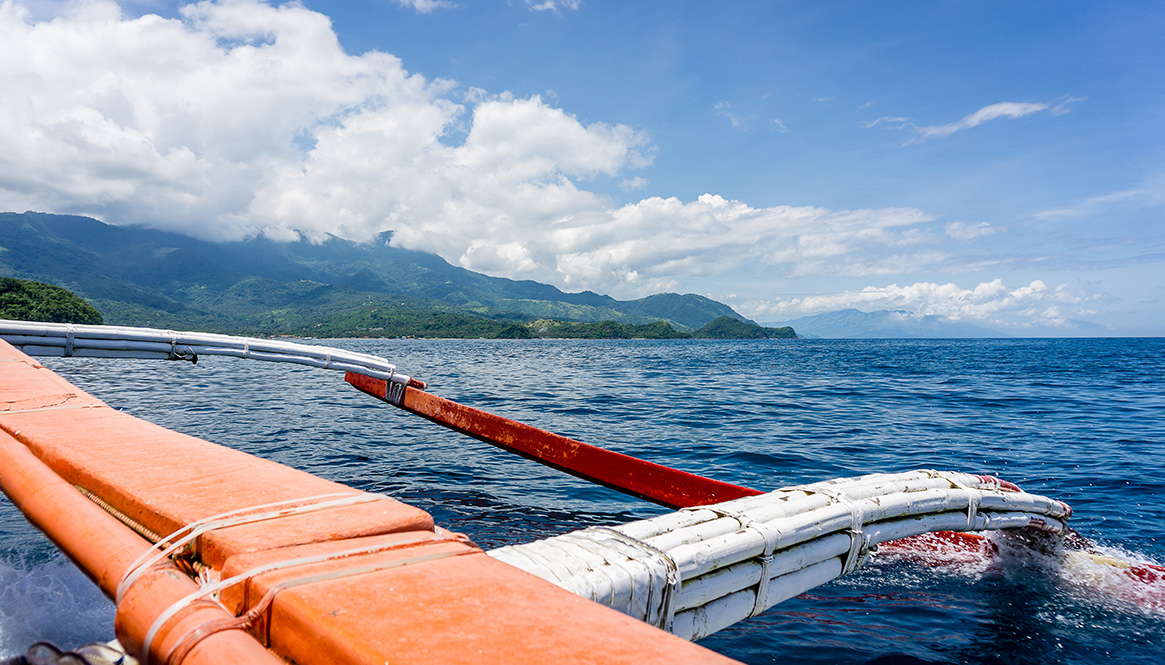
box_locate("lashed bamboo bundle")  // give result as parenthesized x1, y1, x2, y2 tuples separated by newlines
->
(489, 470, 1071, 641)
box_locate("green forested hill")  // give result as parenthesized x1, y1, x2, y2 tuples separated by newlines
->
(0, 211, 779, 338)
(691, 316, 794, 339)
(0, 277, 103, 324)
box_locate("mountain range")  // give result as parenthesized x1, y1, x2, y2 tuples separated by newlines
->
(0, 211, 752, 336)
(5, 211, 1031, 340)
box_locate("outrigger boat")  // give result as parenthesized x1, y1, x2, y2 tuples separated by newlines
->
(0, 321, 1160, 664)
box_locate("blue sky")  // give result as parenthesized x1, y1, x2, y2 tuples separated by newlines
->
(2, 1, 1162, 334)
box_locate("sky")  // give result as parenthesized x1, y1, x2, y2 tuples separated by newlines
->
(1, 0, 1162, 335)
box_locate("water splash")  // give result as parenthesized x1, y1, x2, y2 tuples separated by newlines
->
(1056, 545, 1165, 615)
(875, 530, 1165, 616)
(0, 556, 114, 659)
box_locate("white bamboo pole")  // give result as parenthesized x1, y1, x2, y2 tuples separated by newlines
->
(0, 320, 413, 384)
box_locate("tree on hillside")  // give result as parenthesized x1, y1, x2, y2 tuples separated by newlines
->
(0, 277, 104, 324)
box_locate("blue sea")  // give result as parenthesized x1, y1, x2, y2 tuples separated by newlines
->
(2, 338, 1164, 663)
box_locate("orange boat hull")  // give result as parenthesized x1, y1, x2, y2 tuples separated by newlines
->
(0, 339, 740, 665)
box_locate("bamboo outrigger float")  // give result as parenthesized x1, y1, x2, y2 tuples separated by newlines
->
(0, 321, 1159, 664)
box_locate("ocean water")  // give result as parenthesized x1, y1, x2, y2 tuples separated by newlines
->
(2, 338, 1163, 663)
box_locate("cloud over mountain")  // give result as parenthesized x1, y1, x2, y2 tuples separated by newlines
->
(0, 0, 1128, 333)
(0, 0, 946, 293)
(746, 279, 1100, 333)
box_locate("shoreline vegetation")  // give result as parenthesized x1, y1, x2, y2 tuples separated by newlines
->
(0, 277, 103, 325)
(312, 313, 795, 339)
(2, 277, 796, 340)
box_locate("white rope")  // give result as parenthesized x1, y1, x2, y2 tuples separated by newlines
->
(683, 504, 784, 617)
(782, 486, 869, 575)
(164, 545, 476, 664)
(117, 492, 386, 604)
(590, 526, 682, 632)
(140, 531, 461, 665)
(486, 526, 681, 631)
(928, 470, 982, 531)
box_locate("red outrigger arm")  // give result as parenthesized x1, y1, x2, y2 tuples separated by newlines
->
(346, 373, 762, 509)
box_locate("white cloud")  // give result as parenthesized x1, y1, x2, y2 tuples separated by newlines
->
(916, 102, 1050, 140)
(714, 101, 747, 129)
(394, 0, 455, 13)
(862, 116, 910, 129)
(744, 279, 1098, 330)
(1034, 177, 1165, 220)
(945, 221, 996, 241)
(529, 196, 942, 293)
(526, 0, 581, 12)
(0, 0, 643, 243)
(1, 0, 462, 239)
(0, 0, 1010, 301)
(1049, 96, 1087, 115)
(866, 98, 1083, 144)
(771, 118, 789, 133)
(619, 176, 648, 192)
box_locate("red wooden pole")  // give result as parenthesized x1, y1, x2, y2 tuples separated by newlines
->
(345, 373, 761, 509)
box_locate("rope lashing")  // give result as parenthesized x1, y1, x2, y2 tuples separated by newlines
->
(142, 533, 474, 665)
(682, 504, 785, 618)
(63, 326, 75, 358)
(117, 493, 387, 604)
(163, 545, 476, 665)
(783, 486, 870, 575)
(926, 471, 983, 531)
(117, 491, 475, 665)
(166, 331, 196, 363)
(588, 526, 682, 632)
